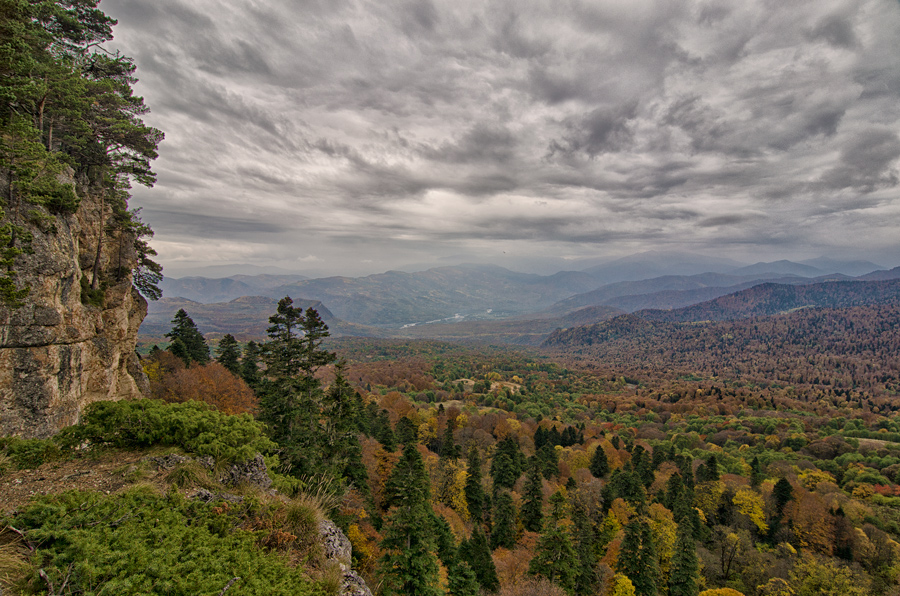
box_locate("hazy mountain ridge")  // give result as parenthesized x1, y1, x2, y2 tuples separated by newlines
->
(543, 275, 900, 349)
(142, 296, 385, 341)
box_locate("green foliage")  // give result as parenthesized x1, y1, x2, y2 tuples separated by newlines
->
(0, 436, 62, 470)
(165, 309, 209, 365)
(216, 333, 241, 375)
(79, 273, 104, 306)
(589, 443, 609, 478)
(521, 457, 544, 532)
(491, 490, 517, 550)
(529, 491, 578, 595)
(618, 517, 659, 596)
(56, 399, 275, 463)
(669, 523, 700, 596)
(458, 527, 499, 592)
(5, 486, 329, 595)
(464, 444, 486, 522)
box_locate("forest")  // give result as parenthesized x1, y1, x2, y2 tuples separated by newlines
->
(54, 297, 897, 596)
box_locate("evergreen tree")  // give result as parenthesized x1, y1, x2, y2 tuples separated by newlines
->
(521, 457, 544, 532)
(395, 417, 418, 445)
(216, 333, 241, 375)
(378, 442, 442, 596)
(491, 436, 525, 490)
(257, 298, 336, 478)
(571, 495, 598, 596)
(459, 527, 499, 592)
(490, 490, 517, 550)
(322, 362, 367, 489)
(750, 456, 763, 487)
(240, 340, 261, 388)
(529, 490, 578, 595)
(668, 522, 699, 596)
(165, 309, 209, 365)
(589, 444, 609, 478)
(447, 561, 480, 596)
(537, 442, 560, 479)
(464, 444, 486, 522)
(617, 517, 659, 596)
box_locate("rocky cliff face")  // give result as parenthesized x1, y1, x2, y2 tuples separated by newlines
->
(0, 175, 149, 438)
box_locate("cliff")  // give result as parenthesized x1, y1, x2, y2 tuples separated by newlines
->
(0, 174, 149, 438)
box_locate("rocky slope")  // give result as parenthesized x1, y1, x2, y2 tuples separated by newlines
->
(0, 174, 148, 438)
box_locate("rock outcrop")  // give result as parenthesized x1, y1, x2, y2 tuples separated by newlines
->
(0, 175, 149, 438)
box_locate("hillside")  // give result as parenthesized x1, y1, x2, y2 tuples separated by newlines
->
(141, 296, 384, 342)
(636, 278, 900, 323)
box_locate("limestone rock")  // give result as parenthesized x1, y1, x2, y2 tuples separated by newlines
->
(219, 453, 272, 490)
(0, 174, 149, 438)
(318, 520, 373, 596)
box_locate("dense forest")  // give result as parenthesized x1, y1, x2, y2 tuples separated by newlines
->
(24, 296, 893, 596)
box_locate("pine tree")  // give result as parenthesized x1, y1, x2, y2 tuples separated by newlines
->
(459, 527, 499, 592)
(589, 444, 609, 478)
(447, 560, 480, 596)
(464, 444, 486, 522)
(668, 522, 699, 596)
(571, 494, 598, 596)
(617, 517, 659, 596)
(165, 309, 209, 365)
(216, 333, 241, 375)
(378, 442, 442, 596)
(490, 490, 517, 550)
(240, 340, 261, 388)
(257, 297, 336, 478)
(521, 457, 544, 532)
(529, 490, 577, 595)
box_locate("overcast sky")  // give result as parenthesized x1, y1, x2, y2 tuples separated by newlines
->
(100, 0, 900, 277)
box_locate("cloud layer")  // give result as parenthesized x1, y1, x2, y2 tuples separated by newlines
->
(102, 0, 900, 275)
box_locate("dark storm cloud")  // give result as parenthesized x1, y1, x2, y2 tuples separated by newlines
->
(99, 0, 900, 275)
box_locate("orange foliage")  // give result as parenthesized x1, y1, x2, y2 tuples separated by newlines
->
(151, 361, 257, 414)
(494, 533, 538, 589)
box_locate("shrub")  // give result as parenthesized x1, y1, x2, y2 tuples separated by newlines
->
(56, 399, 275, 463)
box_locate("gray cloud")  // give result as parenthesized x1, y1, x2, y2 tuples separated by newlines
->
(100, 0, 900, 276)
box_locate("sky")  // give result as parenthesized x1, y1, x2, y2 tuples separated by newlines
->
(100, 0, 900, 278)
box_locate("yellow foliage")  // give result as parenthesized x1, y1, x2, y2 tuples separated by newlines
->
(798, 469, 836, 491)
(418, 419, 438, 443)
(694, 481, 725, 520)
(733, 488, 768, 534)
(648, 503, 677, 576)
(609, 574, 636, 596)
(699, 589, 747, 596)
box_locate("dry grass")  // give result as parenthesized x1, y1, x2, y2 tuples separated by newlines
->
(0, 530, 32, 593)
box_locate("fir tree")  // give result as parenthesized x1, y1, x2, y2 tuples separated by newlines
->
(240, 340, 261, 388)
(617, 517, 659, 596)
(521, 457, 544, 532)
(447, 561, 480, 596)
(668, 522, 699, 596)
(459, 527, 499, 592)
(529, 490, 577, 595)
(378, 442, 442, 596)
(165, 309, 209, 365)
(589, 444, 609, 478)
(216, 333, 241, 376)
(571, 495, 598, 596)
(490, 490, 517, 550)
(464, 444, 486, 522)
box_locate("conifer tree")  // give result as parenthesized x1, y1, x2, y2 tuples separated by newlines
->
(240, 340, 261, 388)
(257, 297, 336, 478)
(589, 443, 609, 478)
(165, 309, 209, 365)
(459, 527, 499, 592)
(379, 442, 442, 596)
(521, 457, 544, 532)
(668, 522, 699, 596)
(464, 444, 486, 522)
(447, 560, 480, 596)
(571, 495, 598, 596)
(617, 517, 659, 596)
(491, 490, 517, 550)
(216, 333, 241, 375)
(529, 490, 577, 595)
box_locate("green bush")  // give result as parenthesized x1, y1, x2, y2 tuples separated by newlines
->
(6, 486, 329, 595)
(0, 437, 62, 470)
(57, 399, 275, 463)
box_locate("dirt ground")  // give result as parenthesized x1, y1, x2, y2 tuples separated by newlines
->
(0, 450, 169, 514)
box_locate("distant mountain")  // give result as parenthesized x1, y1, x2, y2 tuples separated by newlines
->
(543, 272, 806, 315)
(159, 274, 309, 303)
(543, 277, 900, 349)
(141, 296, 382, 341)
(857, 266, 900, 281)
(799, 257, 883, 276)
(269, 264, 602, 326)
(581, 251, 744, 283)
(730, 260, 826, 277)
